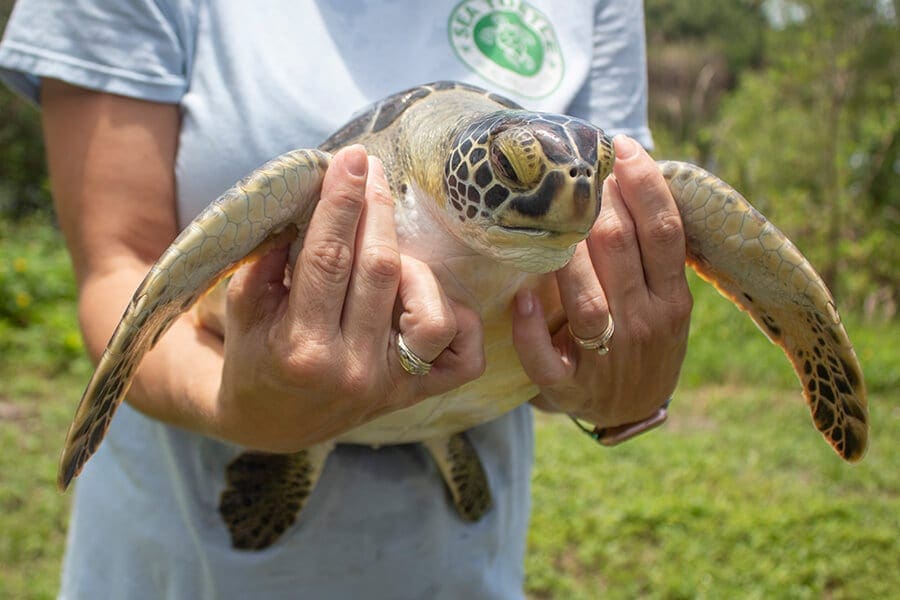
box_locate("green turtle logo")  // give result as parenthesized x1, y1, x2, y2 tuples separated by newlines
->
(449, 0, 564, 98)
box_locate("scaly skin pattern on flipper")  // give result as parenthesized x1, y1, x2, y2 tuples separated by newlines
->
(422, 434, 493, 521)
(219, 442, 334, 550)
(57, 149, 331, 491)
(660, 160, 868, 461)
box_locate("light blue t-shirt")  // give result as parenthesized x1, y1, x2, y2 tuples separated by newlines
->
(0, 1, 652, 598)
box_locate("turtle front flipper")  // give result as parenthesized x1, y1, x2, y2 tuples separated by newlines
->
(219, 443, 334, 550)
(57, 149, 332, 491)
(423, 434, 493, 521)
(660, 160, 868, 462)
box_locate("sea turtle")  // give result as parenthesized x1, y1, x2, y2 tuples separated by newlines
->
(56, 81, 868, 550)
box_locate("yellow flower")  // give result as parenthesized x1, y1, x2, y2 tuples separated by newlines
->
(64, 332, 83, 351)
(13, 257, 27, 273)
(15, 291, 32, 308)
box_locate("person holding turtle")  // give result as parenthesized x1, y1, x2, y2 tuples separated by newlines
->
(0, 1, 692, 597)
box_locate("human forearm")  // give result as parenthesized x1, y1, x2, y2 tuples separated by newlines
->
(41, 82, 226, 435)
(77, 264, 226, 438)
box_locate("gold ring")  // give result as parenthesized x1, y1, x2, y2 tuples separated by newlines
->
(568, 314, 615, 356)
(397, 332, 434, 376)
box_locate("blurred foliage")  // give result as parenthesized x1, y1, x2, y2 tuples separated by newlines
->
(0, 0, 52, 219)
(0, 90, 48, 218)
(645, 0, 767, 160)
(0, 220, 83, 374)
(645, 0, 899, 318)
(646, 0, 767, 73)
(710, 0, 899, 316)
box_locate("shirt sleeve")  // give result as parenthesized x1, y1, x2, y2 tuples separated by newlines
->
(0, 0, 196, 104)
(566, 0, 654, 149)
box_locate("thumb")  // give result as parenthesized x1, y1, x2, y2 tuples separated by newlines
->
(226, 245, 291, 333)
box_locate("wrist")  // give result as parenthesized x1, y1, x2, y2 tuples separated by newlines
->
(570, 397, 672, 446)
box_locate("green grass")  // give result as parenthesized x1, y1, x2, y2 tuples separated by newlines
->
(0, 220, 89, 599)
(527, 386, 897, 599)
(1, 220, 897, 599)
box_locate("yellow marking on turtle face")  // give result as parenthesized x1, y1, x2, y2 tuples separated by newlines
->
(492, 128, 544, 188)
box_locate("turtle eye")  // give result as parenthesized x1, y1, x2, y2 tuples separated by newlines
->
(491, 146, 520, 185)
(490, 129, 543, 188)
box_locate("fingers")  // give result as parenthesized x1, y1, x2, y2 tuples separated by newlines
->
(556, 241, 610, 341)
(588, 172, 645, 311)
(341, 156, 401, 351)
(609, 135, 688, 300)
(393, 256, 485, 397)
(419, 299, 486, 396)
(289, 145, 368, 337)
(394, 256, 457, 365)
(511, 289, 572, 387)
(226, 245, 290, 334)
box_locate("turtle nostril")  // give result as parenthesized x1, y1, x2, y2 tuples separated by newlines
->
(569, 163, 593, 179)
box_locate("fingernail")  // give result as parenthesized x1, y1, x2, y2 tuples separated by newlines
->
(516, 289, 534, 316)
(613, 135, 637, 160)
(344, 145, 368, 177)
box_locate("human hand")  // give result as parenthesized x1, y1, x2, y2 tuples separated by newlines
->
(513, 135, 692, 428)
(214, 145, 485, 452)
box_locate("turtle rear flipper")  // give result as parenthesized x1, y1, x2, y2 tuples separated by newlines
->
(423, 433, 492, 521)
(662, 160, 868, 461)
(57, 150, 331, 491)
(219, 442, 334, 551)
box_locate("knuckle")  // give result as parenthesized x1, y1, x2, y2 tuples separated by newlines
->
(359, 244, 401, 286)
(275, 350, 321, 382)
(327, 184, 366, 213)
(647, 213, 685, 246)
(616, 161, 665, 190)
(671, 291, 694, 322)
(624, 161, 663, 190)
(269, 330, 328, 379)
(530, 368, 563, 388)
(405, 301, 457, 348)
(420, 310, 457, 347)
(304, 240, 354, 283)
(571, 292, 607, 323)
(663, 294, 694, 337)
(460, 352, 487, 382)
(595, 214, 637, 253)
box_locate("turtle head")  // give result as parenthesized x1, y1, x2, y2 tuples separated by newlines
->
(443, 112, 614, 273)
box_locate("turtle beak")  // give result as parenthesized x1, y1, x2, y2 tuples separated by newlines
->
(492, 165, 601, 244)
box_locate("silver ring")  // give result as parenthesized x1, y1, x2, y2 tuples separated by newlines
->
(396, 332, 434, 376)
(568, 314, 615, 356)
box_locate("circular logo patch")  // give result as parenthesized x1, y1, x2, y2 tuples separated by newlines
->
(448, 0, 564, 98)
